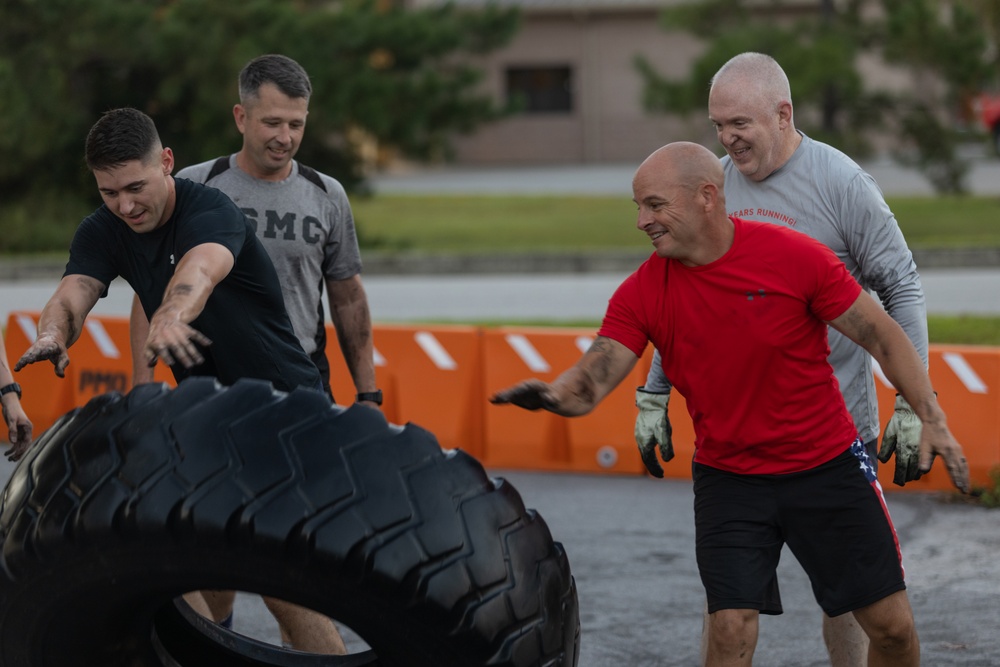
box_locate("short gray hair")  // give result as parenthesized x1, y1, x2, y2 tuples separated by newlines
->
(238, 54, 312, 103)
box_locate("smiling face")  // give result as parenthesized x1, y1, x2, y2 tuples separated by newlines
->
(93, 147, 176, 233)
(632, 142, 730, 266)
(234, 82, 308, 181)
(708, 71, 798, 183)
(633, 163, 700, 260)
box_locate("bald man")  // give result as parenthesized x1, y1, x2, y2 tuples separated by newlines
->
(636, 53, 929, 665)
(491, 141, 969, 667)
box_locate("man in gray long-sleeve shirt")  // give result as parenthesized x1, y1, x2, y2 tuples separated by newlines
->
(635, 52, 928, 667)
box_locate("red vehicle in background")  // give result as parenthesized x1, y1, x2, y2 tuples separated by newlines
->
(975, 92, 1000, 155)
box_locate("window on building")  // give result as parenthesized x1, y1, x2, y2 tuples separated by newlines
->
(506, 66, 573, 114)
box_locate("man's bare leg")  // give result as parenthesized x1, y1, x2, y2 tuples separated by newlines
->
(263, 597, 347, 654)
(851, 590, 920, 667)
(700, 600, 709, 666)
(823, 611, 868, 667)
(181, 591, 213, 619)
(704, 608, 758, 667)
(201, 589, 237, 624)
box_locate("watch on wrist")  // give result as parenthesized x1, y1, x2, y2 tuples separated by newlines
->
(0, 383, 22, 400)
(356, 390, 383, 406)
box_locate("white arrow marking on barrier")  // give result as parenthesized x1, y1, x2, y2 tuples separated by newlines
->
(505, 334, 550, 372)
(414, 332, 457, 370)
(874, 354, 988, 394)
(373, 347, 387, 367)
(575, 336, 593, 355)
(85, 320, 121, 359)
(942, 352, 988, 394)
(15, 314, 37, 343)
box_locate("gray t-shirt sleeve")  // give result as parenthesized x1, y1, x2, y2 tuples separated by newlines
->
(319, 175, 363, 281)
(643, 348, 672, 393)
(837, 172, 929, 365)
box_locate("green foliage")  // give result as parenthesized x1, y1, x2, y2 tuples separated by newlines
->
(637, 0, 999, 192)
(636, 0, 872, 156)
(0, 0, 519, 202)
(977, 465, 1000, 508)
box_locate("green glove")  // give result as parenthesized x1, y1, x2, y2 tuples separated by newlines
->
(878, 394, 924, 486)
(635, 387, 674, 478)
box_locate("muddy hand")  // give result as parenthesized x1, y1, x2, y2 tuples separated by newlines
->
(14, 335, 70, 378)
(489, 380, 557, 411)
(145, 324, 212, 369)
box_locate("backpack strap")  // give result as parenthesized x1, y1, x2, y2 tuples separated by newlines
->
(205, 156, 232, 182)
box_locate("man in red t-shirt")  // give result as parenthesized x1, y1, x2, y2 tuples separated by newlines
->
(490, 142, 970, 667)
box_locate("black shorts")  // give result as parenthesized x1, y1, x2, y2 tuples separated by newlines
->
(693, 440, 905, 617)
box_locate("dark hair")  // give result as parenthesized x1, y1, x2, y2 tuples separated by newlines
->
(238, 54, 312, 103)
(84, 108, 161, 171)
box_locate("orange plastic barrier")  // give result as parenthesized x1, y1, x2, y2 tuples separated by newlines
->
(326, 324, 486, 460)
(4, 312, 999, 493)
(481, 327, 651, 474)
(872, 346, 1000, 492)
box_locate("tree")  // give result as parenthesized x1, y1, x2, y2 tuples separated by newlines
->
(635, 0, 998, 194)
(0, 0, 519, 205)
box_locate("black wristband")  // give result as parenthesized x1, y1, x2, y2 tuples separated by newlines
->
(0, 383, 22, 400)
(356, 390, 383, 406)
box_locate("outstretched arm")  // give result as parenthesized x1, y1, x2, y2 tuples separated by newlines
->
(14, 274, 105, 378)
(828, 291, 969, 492)
(144, 242, 233, 369)
(490, 336, 638, 416)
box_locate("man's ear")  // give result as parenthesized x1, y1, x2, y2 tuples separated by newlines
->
(699, 182, 722, 211)
(233, 104, 247, 134)
(161, 147, 174, 175)
(777, 100, 793, 129)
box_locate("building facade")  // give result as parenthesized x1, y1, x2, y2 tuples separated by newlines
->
(405, 0, 914, 166)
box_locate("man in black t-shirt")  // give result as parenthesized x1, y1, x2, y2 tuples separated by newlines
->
(15, 108, 319, 392)
(14, 107, 345, 654)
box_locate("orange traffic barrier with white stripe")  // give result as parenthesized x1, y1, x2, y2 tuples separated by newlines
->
(5, 311, 1000, 493)
(872, 346, 1000, 492)
(326, 323, 486, 460)
(481, 327, 652, 474)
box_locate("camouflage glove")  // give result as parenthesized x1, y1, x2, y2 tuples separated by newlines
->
(878, 394, 924, 486)
(634, 387, 674, 478)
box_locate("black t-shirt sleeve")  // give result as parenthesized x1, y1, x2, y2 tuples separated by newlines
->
(173, 182, 247, 261)
(64, 212, 117, 296)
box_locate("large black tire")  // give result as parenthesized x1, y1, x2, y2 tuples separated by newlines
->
(0, 378, 579, 667)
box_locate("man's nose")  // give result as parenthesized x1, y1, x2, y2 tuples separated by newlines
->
(636, 209, 652, 231)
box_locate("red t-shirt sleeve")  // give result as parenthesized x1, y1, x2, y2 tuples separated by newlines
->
(799, 235, 863, 322)
(598, 268, 651, 358)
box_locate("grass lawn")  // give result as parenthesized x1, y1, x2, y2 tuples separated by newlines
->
(350, 194, 1000, 253)
(415, 315, 1000, 346)
(7, 193, 1000, 343)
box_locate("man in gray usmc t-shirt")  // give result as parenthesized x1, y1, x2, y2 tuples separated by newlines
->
(635, 53, 928, 667)
(131, 55, 380, 410)
(175, 151, 363, 391)
(130, 54, 379, 655)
